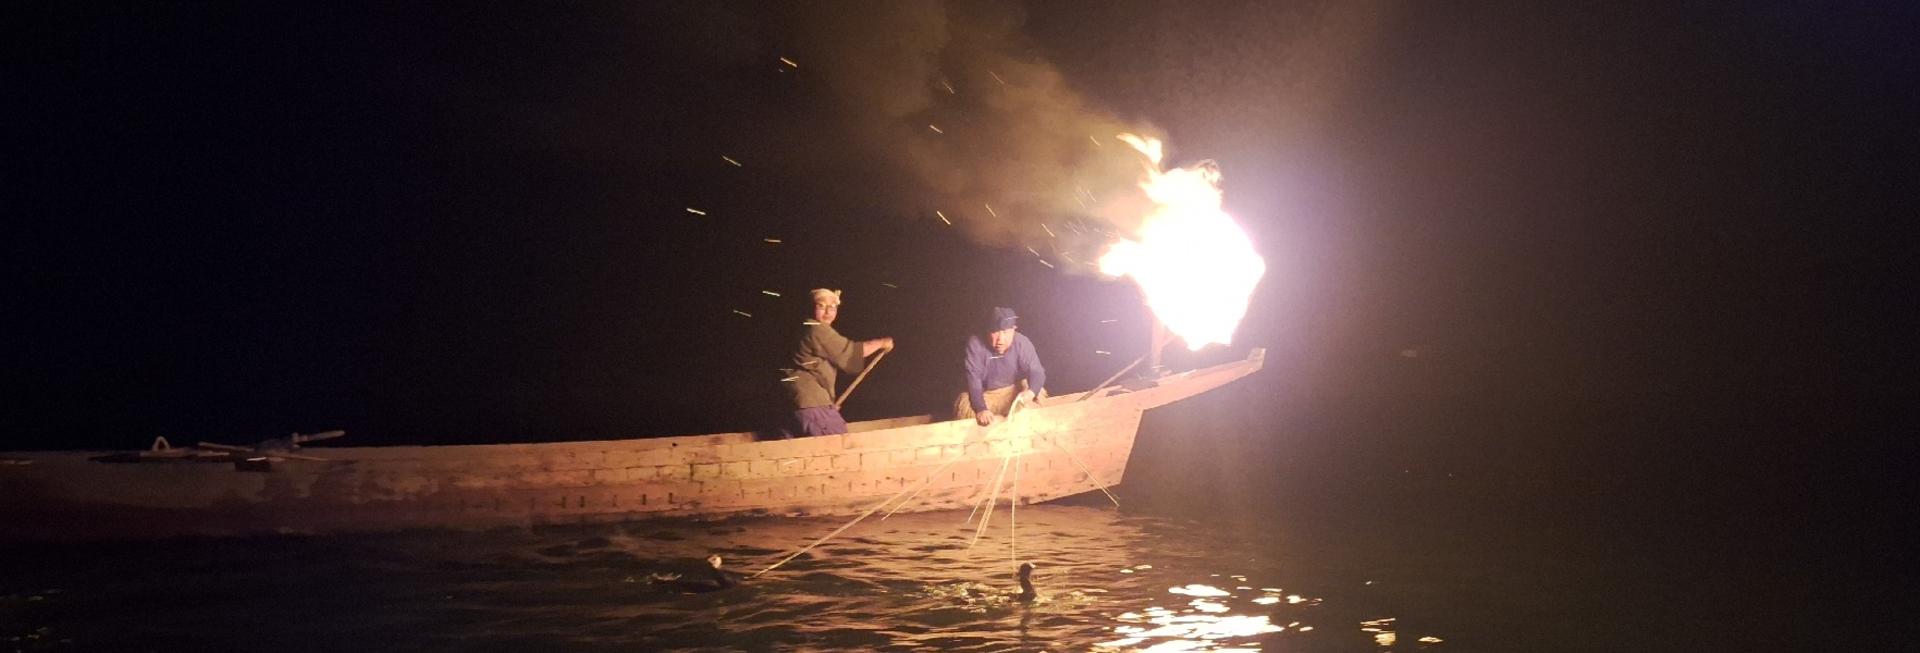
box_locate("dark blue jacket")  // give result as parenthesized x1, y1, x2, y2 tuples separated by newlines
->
(962, 332, 1046, 412)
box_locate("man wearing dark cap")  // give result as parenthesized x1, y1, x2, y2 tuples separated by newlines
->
(953, 306, 1048, 425)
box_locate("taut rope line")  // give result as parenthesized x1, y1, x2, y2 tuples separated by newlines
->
(758, 355, 1141, 578)
(881, 454, 967, 520)
(968, 453, 1013, 550)
(1041, 430, 1122, 508)
(1010, 448, 1020, 563)
(752, 451, 949, 580)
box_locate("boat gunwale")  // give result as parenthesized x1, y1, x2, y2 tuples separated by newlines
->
(2, 348, 1264, 462)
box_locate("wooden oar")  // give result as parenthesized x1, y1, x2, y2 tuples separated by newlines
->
(832, 348, 890, 410)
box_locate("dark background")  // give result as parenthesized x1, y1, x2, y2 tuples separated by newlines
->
(9, 3, 1909, 637)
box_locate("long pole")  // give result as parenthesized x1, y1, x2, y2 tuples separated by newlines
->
(833, 348, 890, 410)
(1077, 356, 1146, 403)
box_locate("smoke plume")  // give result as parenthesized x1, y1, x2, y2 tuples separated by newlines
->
(776, 1, 1157, 248)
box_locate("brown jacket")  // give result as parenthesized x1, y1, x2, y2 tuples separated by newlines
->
(783, 324, 866, 409)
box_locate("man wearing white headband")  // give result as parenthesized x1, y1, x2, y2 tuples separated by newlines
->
(782, 288, 894, 436)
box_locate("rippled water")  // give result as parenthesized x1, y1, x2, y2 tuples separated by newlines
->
(3, 456, 1779, 653)
(3, 497, 1496, 652)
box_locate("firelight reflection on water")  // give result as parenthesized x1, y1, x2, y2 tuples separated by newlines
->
(0, 503, 1452, 651)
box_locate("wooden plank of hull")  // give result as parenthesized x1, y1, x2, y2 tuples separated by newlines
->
(0, 349, 1260, 540)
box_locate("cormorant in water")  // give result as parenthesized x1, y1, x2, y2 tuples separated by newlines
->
(656, 554, 744, 593)
(1016, 562, 1036, 603)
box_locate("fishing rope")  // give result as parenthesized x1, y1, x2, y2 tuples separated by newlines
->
(963, 395, 1029, 525)
(881, 454, 967, 520)
(1010, 448, 1020, 563)
(968, 453, 1013, 550)
(965, 484, 990, 525)
(751, 456, 953, 580)
(1039, 430, 1122, 508)
(1023, 379, 1124, 507)
(757, 357, 1140, 579)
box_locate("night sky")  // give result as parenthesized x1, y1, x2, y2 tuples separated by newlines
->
(11, 0, 1908, 498)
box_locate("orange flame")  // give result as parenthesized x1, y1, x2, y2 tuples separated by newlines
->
(1098, 135, 1266, 350)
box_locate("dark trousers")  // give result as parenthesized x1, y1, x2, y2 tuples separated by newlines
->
(793, 406, 849, 436)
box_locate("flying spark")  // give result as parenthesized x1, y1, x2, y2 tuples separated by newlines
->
(1089, 135, 1102, 147)
(731, 309, 752, 318)
(720, 155, 742, 167)
(763, 238, 781, 244)
(936, 210, 951, 225)
(941, 80, 956, 94)
(989, 71, 1005, 85)
(880, 282, 899, 289)
(1040, 223, 1055, 238)
(761, 290, 781, 297)
(778, 56, 798, 68)
(1026, 246, 1041, 257)
(802, 320, 820, 326)
(984, 203, 997, 217)
(686, 208, 707, 216)
(1100, 319, 1118, 324)
(1095, 350, 1111, 355)
(928, 124, 944, 134)
(1037, 259, 1054, 269)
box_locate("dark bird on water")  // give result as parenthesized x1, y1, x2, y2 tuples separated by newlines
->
(657, 554, 745, 593)
(1016, 561, 1036, 603)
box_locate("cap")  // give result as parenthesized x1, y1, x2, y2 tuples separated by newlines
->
(989, 306, 1019, 331)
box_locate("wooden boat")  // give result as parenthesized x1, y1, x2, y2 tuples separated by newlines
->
(0, 349, 1263, 541)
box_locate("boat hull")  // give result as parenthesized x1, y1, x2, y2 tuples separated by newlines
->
(1, 350, 1262, 540)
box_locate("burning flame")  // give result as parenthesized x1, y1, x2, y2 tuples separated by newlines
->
(1098, 135, 1266, 350)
